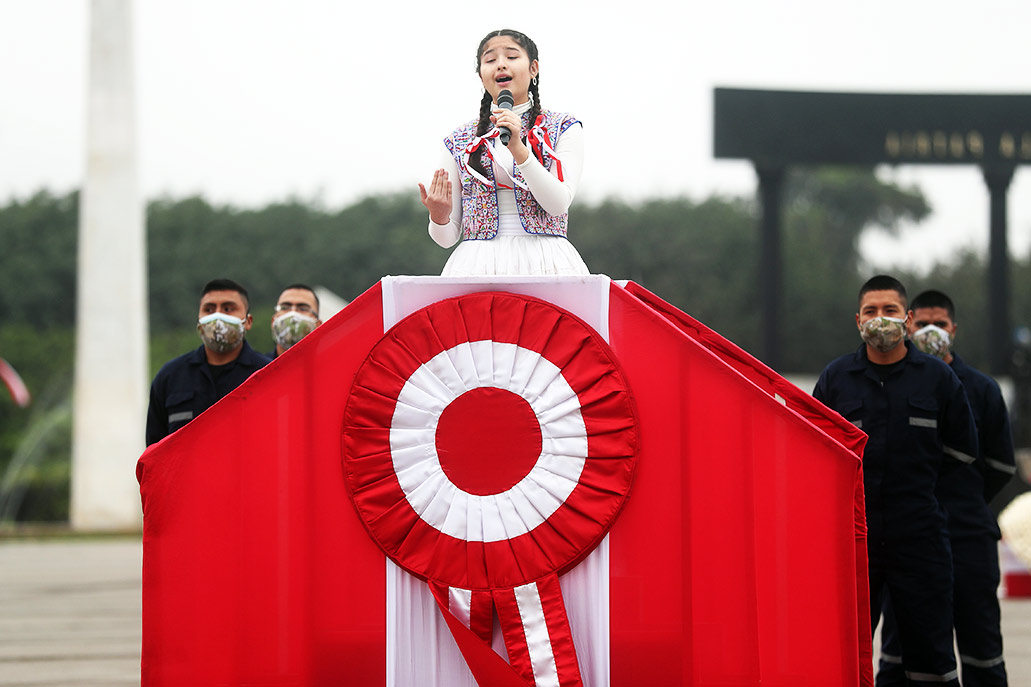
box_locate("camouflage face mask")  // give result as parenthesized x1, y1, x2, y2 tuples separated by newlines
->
(859, 316, 906, 353)
(271, 310, 318, 350)
(911, 324, 951, 359)
(197, 312, 246, 353)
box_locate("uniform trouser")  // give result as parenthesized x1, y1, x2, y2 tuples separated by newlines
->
(878, 536, 1007, 686)
(869, 537, 960, 686)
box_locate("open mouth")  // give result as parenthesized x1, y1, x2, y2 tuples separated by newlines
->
(496, 75, 513, 85)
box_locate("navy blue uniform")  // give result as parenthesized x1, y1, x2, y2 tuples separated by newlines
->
(879, 353, 1015, 686)
(814, 343, 978, 686)
(146, 341, 270, 445)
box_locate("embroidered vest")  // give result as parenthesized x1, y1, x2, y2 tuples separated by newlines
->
(444, 109, 579, 240)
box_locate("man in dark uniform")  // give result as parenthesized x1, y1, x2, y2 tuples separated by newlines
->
(878, 289, 1015, 686)
(814, 275, 978, 687)
(146, 278, 270, 445)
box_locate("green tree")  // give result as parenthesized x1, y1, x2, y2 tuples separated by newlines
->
(0, 174, 993, 521)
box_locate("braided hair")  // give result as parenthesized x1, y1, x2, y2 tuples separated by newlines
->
(469, 29, 543, 180)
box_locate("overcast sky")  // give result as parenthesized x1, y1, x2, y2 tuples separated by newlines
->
(1, 0, 1029, 272)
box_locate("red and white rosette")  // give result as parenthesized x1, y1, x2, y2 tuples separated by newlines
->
(342, 292, 638, 687)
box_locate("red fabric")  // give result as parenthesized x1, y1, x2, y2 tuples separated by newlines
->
(470, 588, 496, 644)
(493, 586, 537, 684)
(620, 281, 873, 686)
(436, 388, 543, 494)
(137, 283, 389, 686)
(137, 278, 868, 686)
(492, 576, 585, 687)
(608, 283, 867, 686)
(429, 584, 531, 687)
(535, 574, 584, 687)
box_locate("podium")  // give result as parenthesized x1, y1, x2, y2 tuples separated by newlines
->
(137, 276, 871, 686)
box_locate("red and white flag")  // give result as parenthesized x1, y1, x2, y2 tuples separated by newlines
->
(0, 357, 30, 407)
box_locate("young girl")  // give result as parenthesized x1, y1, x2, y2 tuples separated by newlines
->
(419, 29, 588, 276)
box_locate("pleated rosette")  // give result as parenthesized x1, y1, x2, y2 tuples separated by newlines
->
(342, 291, 638, 686)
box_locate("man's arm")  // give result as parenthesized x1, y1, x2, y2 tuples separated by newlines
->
(145, 377, 167, 447)
(940, 373, 979, 469)
(981, 380, 1017, 501)
(812, 369, 830, 404)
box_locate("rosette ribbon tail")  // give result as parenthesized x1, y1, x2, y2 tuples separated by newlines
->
(429, 582, 529, 687)
(430, 575, 584, 687)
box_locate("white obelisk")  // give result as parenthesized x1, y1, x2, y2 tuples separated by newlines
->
(71, 0, 148, 530)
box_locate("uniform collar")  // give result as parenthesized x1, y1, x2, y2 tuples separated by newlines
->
(846, 341, 923, 372)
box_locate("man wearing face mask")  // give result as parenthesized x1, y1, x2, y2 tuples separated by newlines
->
(269, 284, 322, 358)
(877, 289, 1015, 687)
(145, 278, 271, 445)
(814, 275, 978, 687)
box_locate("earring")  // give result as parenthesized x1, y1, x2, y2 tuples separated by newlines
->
(532, 75, 538, 86)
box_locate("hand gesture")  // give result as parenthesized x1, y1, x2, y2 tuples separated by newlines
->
(419, 168, 452, 225)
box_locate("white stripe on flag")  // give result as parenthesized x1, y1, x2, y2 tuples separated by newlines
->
(514, 581, 560, 687)
(449, 587, 473, 629)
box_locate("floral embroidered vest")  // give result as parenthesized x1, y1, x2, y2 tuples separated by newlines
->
(444, 109, 579, 240)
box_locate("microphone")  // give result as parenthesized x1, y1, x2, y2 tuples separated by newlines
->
(497, 90, 514, 145)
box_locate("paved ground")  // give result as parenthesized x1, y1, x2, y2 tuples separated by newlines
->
(0, 536, 1029, 686)
(0, 538, 141, 687)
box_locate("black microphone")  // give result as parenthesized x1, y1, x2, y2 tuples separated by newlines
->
(497, 89, 514, 145)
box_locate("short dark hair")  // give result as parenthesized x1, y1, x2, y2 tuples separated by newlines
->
(280, 283, 320, 311)
(201, 278, 250, 312)
(911, 289, 956, 321)
(858, 275, 907, 310)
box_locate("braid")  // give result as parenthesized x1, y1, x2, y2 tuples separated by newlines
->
(474, 90, 494, 137)
(527, 77, 543, 164)
(469, 91, 494, 179)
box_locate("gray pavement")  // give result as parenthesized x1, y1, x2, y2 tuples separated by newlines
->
(0, 538, 141, 687)
(0, 536, 1029, 685)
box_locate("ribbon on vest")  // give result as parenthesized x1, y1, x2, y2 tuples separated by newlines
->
(342, 291, 639, 687)
(461, 115, 565, 189)
(527, 115, 564, 182)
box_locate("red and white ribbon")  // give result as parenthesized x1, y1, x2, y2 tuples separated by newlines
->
(461, 115, 565, 188)
(526, 116, 564, 182)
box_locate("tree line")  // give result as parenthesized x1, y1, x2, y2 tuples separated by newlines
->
(2, 169, 1029, 520)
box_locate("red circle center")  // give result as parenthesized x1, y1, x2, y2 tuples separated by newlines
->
(435, 387, 543, 496)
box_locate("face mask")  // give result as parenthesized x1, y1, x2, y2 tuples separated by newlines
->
(859, 316, 906, 353)
(197, 312, 246, 353)
(272, 311, 318, 350)
(911, 324, 951, 359)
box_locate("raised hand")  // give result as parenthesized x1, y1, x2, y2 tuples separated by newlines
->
(419, 168, 452, 225)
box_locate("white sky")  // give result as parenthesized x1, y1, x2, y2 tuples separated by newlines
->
(1, 0, 1029, 272)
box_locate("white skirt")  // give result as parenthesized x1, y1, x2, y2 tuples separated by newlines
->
(441, 231, 589, 277)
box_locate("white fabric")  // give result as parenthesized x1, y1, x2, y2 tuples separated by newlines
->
(379, 276, 611, 342)
(382, 276, 611, 687)
(427, 101, 588, 277)
(448, 587, 473, 629)
(999, 492, 1031, 566)
(515, 581, 561, 687)
(387, 544, 610, 687)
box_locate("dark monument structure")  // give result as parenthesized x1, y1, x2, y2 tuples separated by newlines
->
(714, 87, 1031, 375)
